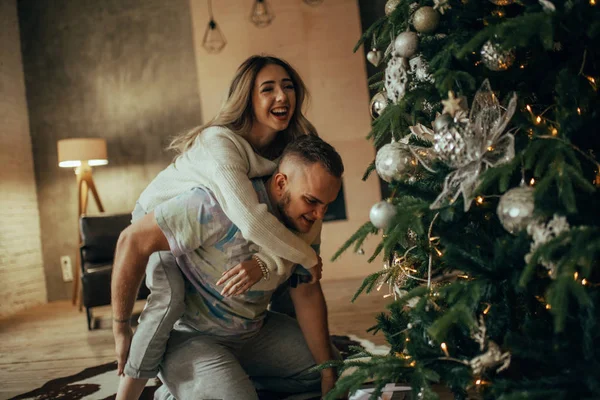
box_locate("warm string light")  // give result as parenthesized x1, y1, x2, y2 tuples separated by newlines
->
(586, 76, 597, 90)
(526, 105, 543, 125)
(483, 304, 492, 315)
(591, 0, 596, 6)
(476, 196, 485, 205)
(551, 127, 558, 136)
(440, 343, 450, 357)
(574, 272, 579, 280)
(577, 107, 582, 115)
(529, 178, 536, 186)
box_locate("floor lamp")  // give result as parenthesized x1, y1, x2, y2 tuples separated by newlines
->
(57, 138, 108, 306)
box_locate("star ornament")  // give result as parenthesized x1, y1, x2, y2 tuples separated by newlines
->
(441, 91, 468, 117)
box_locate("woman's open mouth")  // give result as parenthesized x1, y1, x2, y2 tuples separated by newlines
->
(270, 106, 289, 120)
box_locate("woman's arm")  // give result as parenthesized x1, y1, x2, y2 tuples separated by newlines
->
(194, 129, 319, 275)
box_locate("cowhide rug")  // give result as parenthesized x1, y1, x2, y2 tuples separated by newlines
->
(9, 335, 391, 400)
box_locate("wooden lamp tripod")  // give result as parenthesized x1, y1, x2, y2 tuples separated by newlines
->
(58, 138, 108, 306)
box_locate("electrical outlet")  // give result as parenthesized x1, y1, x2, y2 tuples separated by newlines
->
(61, 256, 73, 282)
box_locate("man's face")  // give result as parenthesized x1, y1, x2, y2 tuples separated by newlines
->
(275, 162, 342, 233)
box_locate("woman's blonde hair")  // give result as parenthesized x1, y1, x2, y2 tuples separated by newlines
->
(168, 55, 317, 159)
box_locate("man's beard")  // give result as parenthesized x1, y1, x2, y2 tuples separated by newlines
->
(276, 190, 298, 231)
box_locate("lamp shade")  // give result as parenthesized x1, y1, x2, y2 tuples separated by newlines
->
(57, 138, 108, 168)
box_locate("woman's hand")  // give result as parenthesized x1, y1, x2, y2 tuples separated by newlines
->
(217, 258, 263, 296)
(309, 255, 323, 284)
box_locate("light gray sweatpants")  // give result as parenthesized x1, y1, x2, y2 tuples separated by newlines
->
(124, 204, 187, 379)
(155, 311, 323, 400)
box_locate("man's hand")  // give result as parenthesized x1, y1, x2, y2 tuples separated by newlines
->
(217, 258, 262, 296)
(308, 255, 323, 284)
(113, 322, 133, 376)
(321, 368, 339, 398)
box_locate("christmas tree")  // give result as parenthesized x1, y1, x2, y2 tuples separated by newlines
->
(326, 0, 600, 399)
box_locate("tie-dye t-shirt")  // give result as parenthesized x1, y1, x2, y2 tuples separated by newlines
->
(154, 178, 320, 338)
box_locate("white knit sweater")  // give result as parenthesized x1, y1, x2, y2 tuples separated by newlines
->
(137, 126, 318, 275)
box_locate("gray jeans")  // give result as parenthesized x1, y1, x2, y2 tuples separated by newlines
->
(155, 311, 322, 400)
(125, 204, 187, 379)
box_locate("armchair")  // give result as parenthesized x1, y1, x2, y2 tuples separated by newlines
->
(79, 213, 150, 330)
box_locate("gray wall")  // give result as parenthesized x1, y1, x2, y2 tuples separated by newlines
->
(18, 0, 203, 301)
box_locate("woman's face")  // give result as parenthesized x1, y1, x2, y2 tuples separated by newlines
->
(251, 64, 297, 136)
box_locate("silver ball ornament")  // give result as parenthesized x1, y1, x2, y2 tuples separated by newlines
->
(394, 31, 419, 59)
(497, 186, 536, 234)
(433, 113, 453, 133)
(369, 92, 388, 119)
(480, 40, 515, 71)
(375, 141, 417, 183)
(370, 201, 397, 230)
(385, 0, 401, 15)
(412, 6, 440, 34)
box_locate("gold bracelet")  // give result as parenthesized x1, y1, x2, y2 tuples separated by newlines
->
(252, 255, 270, 281)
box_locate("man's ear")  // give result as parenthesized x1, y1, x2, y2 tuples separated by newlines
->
(273, 172, 287, 194)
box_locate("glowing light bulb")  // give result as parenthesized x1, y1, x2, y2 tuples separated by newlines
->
(529, 178, 535, 185)
(476, 196, 484, 204)
(441, 343, 449, 357)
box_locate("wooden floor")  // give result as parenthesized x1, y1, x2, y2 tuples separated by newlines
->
(0, 278, 392, 399)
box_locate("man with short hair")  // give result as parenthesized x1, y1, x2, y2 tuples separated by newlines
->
(112, 135, 344, 399)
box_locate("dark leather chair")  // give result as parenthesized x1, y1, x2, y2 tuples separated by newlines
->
(79, 213, 150, 330)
